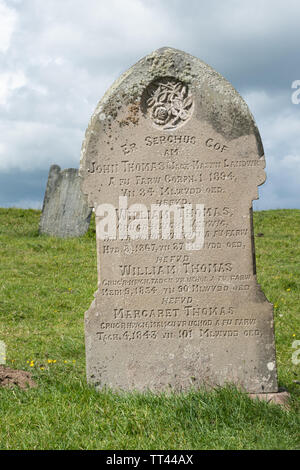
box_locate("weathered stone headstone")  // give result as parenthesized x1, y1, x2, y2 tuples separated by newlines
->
(39, 164, 92, 238)
(80, 48, 278, 394)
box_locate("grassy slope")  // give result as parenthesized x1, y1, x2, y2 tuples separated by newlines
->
(0, 208, 299, 450)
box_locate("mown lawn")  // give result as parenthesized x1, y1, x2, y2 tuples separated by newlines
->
(0, 208, 299, 450)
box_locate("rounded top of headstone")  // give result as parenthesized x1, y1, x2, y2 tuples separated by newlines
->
(80, 47, 266, 206)
(49, 164, 61, 173)
(81, 47, 263, 162)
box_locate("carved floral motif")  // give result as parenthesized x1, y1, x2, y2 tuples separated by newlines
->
(144, 78, 193, 130)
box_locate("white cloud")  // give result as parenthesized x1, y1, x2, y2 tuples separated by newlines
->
(243, 90, 288, 121)
(38, 0, 171, 50)
(0, 0, 17, 53)
(0, 120, 83, 171)
(245, 89, 300, 209)
(281, 154, 300, 169)
(0, 70, 26, 105)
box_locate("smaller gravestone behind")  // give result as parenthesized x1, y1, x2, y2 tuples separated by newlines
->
(39, 164, 92, 238)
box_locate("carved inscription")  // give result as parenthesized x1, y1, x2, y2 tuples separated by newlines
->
(90, 143, 268, 359)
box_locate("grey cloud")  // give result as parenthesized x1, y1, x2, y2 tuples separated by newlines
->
(0, 168, 48, 208)
(0, 0, 299, 210)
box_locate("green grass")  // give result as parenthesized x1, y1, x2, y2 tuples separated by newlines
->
(0, 208, 299, 450)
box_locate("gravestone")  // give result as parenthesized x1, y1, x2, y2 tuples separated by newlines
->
(39, 164, 92, 238)
(80, 47, 278, 394)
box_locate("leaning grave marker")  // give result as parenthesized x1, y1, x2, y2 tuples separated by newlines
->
(80, 47, 278, 394)
(39, 164, 92, 238)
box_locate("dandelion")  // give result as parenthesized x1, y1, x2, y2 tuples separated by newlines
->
(287, 288, 291, 292)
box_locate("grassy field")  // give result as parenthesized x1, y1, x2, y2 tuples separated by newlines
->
(0, 208, 299, 450)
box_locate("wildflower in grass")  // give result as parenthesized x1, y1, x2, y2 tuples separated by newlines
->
(287, 288, 291, 292)
(274, 303, 278, 308)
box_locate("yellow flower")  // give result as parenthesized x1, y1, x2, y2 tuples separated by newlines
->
(287, 288, 291, 292)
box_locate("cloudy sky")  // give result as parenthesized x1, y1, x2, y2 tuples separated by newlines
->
(0, 0, 299, 210)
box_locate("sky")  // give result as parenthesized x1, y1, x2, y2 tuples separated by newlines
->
(0, 0, 299, 210)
